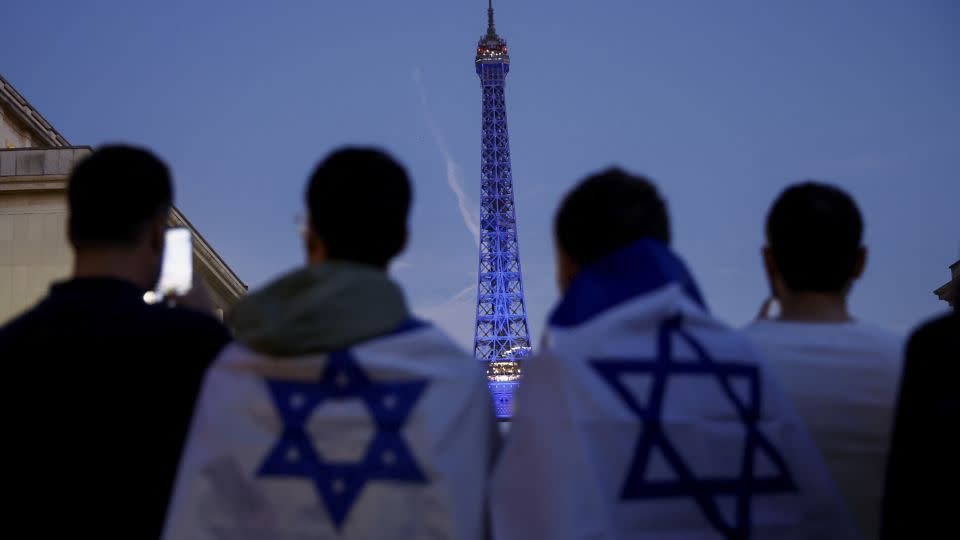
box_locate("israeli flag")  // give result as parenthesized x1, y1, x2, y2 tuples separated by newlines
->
(163, 321, 497, 540)
(490, 240, 860, 540)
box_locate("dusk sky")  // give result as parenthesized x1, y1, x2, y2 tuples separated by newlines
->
(4, 0, 957, 349)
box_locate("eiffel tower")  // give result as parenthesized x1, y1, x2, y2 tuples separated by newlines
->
(473, 0, 532, 418)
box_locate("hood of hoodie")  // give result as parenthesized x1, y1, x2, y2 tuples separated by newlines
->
(226, 261, 411, 357)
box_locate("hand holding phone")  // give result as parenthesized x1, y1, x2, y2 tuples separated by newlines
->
(156, 227, 193, 300)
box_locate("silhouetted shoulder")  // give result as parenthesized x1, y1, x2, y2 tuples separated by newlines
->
(0, 298, 58, 354)
(905, 311, 958, 369)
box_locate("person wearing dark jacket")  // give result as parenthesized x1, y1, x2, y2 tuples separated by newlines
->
(0, 145, 230, 538)
(881, 295, 959, 539)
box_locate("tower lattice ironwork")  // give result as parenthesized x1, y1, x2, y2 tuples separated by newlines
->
(473, 0, 531, 418)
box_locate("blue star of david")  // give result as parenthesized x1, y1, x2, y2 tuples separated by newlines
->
(591, 316, 796, 539)
(257, 349, 429, 530)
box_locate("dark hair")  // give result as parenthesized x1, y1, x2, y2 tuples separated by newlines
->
(555, 167, 670, 266)
(767, 181, 864, 293)
(306, 148, 412, 267)
(68, 145, 173, 248)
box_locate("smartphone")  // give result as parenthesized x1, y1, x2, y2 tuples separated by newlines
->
(155, 227, 193, 300)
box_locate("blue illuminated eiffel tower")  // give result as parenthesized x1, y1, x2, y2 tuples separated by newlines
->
(473, 0, 531, 418)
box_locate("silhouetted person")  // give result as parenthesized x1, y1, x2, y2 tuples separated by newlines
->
(0, 145, 230, 537)
(491, 169, 859, 540)
(881, 296, 959, 539)
(744, 182, 902, 539)
(163, 148, 496, 539)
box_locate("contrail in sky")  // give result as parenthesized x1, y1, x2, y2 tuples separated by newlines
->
(413, 67, 480, 247)
(414, 283, 478, 351)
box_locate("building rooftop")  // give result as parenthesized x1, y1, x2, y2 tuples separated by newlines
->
(934, 258, 959, 307)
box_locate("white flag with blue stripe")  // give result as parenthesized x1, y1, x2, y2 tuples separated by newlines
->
(490, 240, 860, 540)
(163, 321, 496, 540)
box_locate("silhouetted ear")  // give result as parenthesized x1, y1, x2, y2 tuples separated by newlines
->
(555, 239, 579, 294)
(149, 214, 166, 256)
(382, 227, 409, 270)
(761, 246, 783, 299)
(66, 218, 78, 249)
(397, 226, 409, 256)
(761, 246, 776, 279)
(305, 227, 328, 265)
(852, 246, 867, 280)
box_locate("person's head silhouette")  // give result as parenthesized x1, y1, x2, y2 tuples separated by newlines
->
(303, 148, 412, 269)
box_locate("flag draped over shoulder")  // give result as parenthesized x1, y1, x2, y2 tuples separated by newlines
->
(490, 240, 861, 540)
(163, 322, 496, 540)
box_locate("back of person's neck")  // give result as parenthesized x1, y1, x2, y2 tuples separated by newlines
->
(73, 249, 152, 291)
(776, 291, 852, 323)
